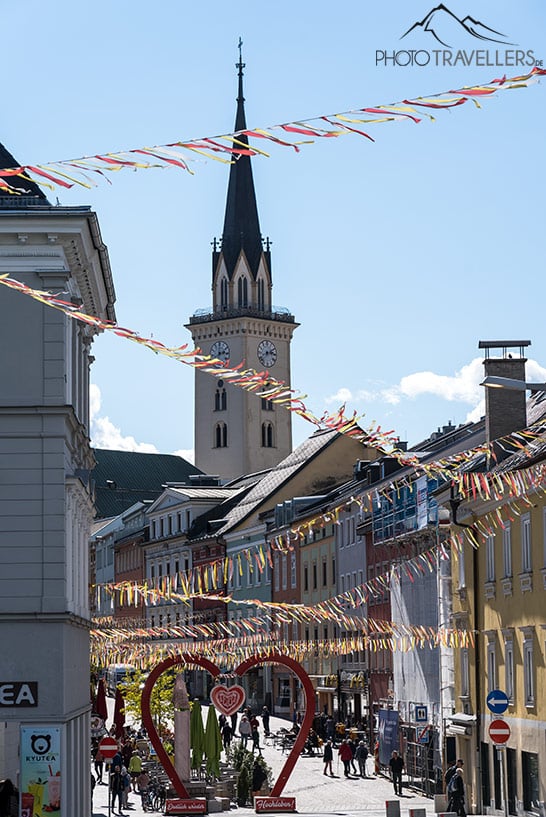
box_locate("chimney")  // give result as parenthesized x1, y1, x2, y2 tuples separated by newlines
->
(479, 340, 530, 444)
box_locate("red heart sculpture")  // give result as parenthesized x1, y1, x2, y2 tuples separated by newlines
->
(210, 684, 245, 716)
(141, 653, 315, 800)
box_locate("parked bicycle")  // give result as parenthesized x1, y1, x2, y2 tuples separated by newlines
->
(140, 778, 167, 812)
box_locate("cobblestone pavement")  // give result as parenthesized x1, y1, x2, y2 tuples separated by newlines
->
(93, 712, 438, 817)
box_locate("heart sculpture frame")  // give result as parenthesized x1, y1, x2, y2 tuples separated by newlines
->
(140, 653, 315, 799)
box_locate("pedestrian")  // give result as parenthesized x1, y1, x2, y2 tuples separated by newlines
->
(251, 758, 268, 797)
(221, 721, 233, 750)
(239, 715, 252, 748)
(231, 711, 238, 735)
(128, 749, 142, 781)
(261, 705, 271, 736)
(94, 747, 105, 784)
(110, 764, 125, 815)
(389, 750, 404, 796)
(355, 741, 369, 777)
(347, 735, 358, 774)
(136, 770, 150, 811)
(323, 739, 334, 776)
(445, 758, 464, 791)
(250, 715, 262, 756)
(338, 739, 353, 778)
(447, 767, 466, 816)
(121, 765, 131, 809)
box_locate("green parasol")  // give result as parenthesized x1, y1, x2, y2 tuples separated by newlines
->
(204, 706, 223, 780)
(190, 699, 205, 770)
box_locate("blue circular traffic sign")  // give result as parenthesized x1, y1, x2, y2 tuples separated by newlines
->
(486, 689, 509, 714)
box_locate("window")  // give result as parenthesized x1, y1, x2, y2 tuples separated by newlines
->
(261, 422, 274, 448)
(487, 638, 497, 693)
(522, 752, 539, 813)
(303, 564, 309, 592)
(273, 552, 280, 592)
(521, 514, 532, 573)
(460, 648, 469, 697)
(215, 387, 227, 411)
(237, 276, 248, 307)
(322, 558, 327, 587)
(281, 554, 287, 590)
(220, 277, 228, 308)
(503, 523, 512, 578)
(486, 534, 495, 582)
(215, 422, 227, 448)
(312, 563, 317, 590)
(504, 635, 514, 702)
(261, 383, 274, 411)
(458, 542, 466, 589)
(332, 556, 336, 585)
(257, 278, 265, 310)
(290, 551, 297, 589)
(522, 629, 535, 706)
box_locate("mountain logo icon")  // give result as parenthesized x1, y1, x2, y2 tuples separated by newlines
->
(401, 4, 515, 48)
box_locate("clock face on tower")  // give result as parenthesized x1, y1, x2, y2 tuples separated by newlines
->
(210, 340, 230, 363)
(257, 339, 277, 367)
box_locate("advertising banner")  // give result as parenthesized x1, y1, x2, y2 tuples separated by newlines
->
(378, 709, 399, 765)
(20, 726, 62, 817)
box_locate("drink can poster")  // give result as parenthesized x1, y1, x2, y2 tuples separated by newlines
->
(20, 726, 62, 817)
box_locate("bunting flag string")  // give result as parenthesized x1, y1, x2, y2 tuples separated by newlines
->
(0, 68, 544, 195)
(3, 272, 546, 499)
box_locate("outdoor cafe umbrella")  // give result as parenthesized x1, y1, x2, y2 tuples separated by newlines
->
(204, 705, 222, 780)
(113, 687, 126, 739)
(190, 699, 205, 770)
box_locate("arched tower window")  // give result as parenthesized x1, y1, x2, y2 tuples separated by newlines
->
(215, 379, 227, 411)
(220, 277, 228, 310)
(261, 382, 274, 412)
(215, 422, 228, 448)
(261, 421, 274, 448)
(257, 278, 265, 311)
(237, 276, 248, 308)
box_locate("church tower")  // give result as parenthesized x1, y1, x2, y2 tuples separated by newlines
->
(186, 50, 298, 480)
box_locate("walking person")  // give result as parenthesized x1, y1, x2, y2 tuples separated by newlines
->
(347, 735, 358, 774)
(239, 715, 252, 748)
(389, 750, 404, 796)
(261, 706, 271, 736)
(338, 739, 353, 778)
(110, 764, 125, 815)
(94, 747, 105, 784)
(221, 720, 233, 751)
(445, 759, 464, 792)
(323, 739, 334, 776)
(355, 741, 369, 777)
(136, 770, 150, 811)
(447, 767, 466, 816)
(250, 714, 263, 756)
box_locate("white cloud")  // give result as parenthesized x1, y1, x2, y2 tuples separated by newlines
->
(326, 357, 546, 412)
(173, 448, 195, 464)
(90, 384, 160, 453)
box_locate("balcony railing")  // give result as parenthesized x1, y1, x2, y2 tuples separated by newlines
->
(188, 305, 296, 325)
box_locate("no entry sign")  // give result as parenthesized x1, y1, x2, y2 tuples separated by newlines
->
(488, 719, 510, 745)
(99, 736, 119, 758)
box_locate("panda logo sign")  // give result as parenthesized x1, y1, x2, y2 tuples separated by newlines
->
(30, 734, 52, 755)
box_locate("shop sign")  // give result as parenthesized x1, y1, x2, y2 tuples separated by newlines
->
(0, 682, 38, 707)
(20, 726, 62, 817)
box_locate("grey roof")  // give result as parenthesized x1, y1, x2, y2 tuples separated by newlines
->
(0, 143, 51, 207)
(92, 448, 203, 518)
(200, 429, 342, 539)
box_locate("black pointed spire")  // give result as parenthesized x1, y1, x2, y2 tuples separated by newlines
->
(220, 40, 263, 279)
(0, 143, 50, 208)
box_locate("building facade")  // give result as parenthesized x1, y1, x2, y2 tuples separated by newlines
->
(0, 145, 115, 815)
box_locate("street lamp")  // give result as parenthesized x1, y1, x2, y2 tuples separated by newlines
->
(481, 376, 546, 392)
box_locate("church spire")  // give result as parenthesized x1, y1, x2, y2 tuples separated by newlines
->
(220, 40, 263, 279)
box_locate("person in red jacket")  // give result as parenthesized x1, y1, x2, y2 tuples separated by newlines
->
(338, 740, 353, 777)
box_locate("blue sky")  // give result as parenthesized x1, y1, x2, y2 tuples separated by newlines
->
(5, 1, 546, 460)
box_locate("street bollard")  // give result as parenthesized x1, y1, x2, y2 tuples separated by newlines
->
(409, 809, 427, 817)
(386, 800, 401, 817)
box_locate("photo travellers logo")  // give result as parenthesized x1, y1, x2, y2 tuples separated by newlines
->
(376, 4, 542, 68)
